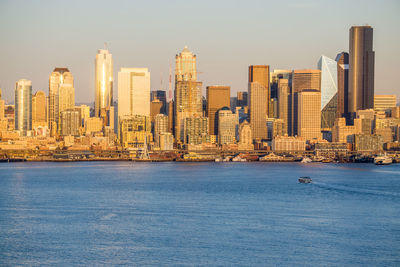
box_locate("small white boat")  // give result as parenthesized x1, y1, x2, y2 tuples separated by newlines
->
(374, 155, 392, 165)
(301, 157, 312, 163)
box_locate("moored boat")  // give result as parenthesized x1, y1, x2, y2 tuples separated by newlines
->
(374, 155, 392, 165)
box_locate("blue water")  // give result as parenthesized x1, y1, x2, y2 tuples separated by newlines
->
(0, 162, 399, 266)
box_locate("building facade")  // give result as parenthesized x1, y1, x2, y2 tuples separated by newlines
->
(15, 79, 32, 136)
(349, 26, 375, 113)
(206, 85, 230, 136)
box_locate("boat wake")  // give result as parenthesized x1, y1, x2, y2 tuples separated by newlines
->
(312, 182, 400, 198)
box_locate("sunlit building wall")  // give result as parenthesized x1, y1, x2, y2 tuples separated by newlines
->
(95, 49, 113, 118)
(14, 79, 32, 136)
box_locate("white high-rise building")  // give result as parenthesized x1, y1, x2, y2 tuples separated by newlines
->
(318, 55, 338, 130)
(117, 68, 151, 119)
(95, 49, 113, 118)
(318, 56, 337, 110)
(15, 79, 32, 136)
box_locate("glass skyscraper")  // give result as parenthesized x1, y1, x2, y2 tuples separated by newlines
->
(318, 56, 338, 130)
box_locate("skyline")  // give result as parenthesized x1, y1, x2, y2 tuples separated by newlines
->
(0, 0, 399, 103)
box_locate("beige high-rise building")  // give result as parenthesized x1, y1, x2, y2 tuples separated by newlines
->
(59, 84, 75, 115)
(249, 82, 267, 140)
(249, 65, 270, 116)
(218, 108, 238, 145)
(118, 68, 151, 119)
(154, 114, 169, 147)
(49, 68, 73, 135)
(297, 90, 322, 140)
(95, 49, 113, 118)
(15, 79, 32, 136)
(291, 69, 321, 136)
(60, 109, 80, 136)
(175, 46, 197, 82)
(206, 85, 230, 136)
(374, 95, 397, 112)
(32, 90, 47, 128)
(174, 46, 201, 143)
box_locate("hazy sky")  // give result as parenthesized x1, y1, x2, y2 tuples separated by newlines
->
(0, 0, 399, 104)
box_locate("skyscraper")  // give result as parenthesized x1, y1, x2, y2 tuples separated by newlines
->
(290, 69, 321, 136)
(174, 46, 202, 142)
(277, 78, 290, 135)
(218, 107, 238, 145)
(175, 46, 197, 82)
(95, 49, 113, 120)
(248, 82, 267, 140)
(32, 90, 47, 128)
(117, 68, 151, 119)
(349, 26, 375, 113)
(249, 65, 270, 117)
(15, 79, 32, 136)
(206, 85, 230, 136)
(318, 56, 338, 130)
(49, 68, 73, 135)
(336, 52, 349, 118)
(297, 90, 322, 140)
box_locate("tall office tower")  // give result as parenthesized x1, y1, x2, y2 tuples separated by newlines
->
(174, 46, 202, 142)
(95, 49, 113, 117)
(154, 114, 168, 147)
(218, 107, 238, 145)
(248, 82, 267, 140)
(336, 52, 349, 118)
(175, 46, 197, 82)
(118, 68, 151, 119)
(14, 79, 32, 136)
(249, 65, 270, 116)
(277, 78, 290, 135)
(32, 90, 47, 128)
(290, 69, 321, 136)
(374, 95, 397, 112)
(49, 68, 73, 135)
(237, 91, 248, 108)
(0, 88, 5, 119)
(318, 56, 338, 130)
(59, 83, 75, 114)
(206, 85, 230, 136)
(297, 90, 322, 140)
(151, 90, 167, 114)
(60, 109, 80, 136)
(349, 26, 375, 113)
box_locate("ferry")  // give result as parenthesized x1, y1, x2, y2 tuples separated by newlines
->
(298, 176, 312, 183)
(300, 157, 312, 163)
(374, 155, 392, 165)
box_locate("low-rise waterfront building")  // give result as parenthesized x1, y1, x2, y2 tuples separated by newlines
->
(272, 136, 306, 152)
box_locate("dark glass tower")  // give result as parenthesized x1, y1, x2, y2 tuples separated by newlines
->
(349, 26, 375, 113)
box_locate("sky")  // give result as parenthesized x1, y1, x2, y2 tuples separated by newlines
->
(0, 0, 399, 104)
